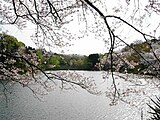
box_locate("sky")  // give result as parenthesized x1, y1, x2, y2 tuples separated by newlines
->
(1, 24, 107, 55)
(1, 0, 160, 55)
(0, 0, 122, 55)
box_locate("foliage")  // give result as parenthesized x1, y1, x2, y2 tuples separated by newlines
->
(126, 64, 147, 74)
(87, 54, 100, 70)
(47, 55, 61, 69)
(0, 34, 25, 53)
(36, 49, 45, 69)
(131, 42, 151, 53)
(36, 49, 44, 60)
(100, 39, 160, 76)
(0, 34, 37, 90)
(126, 52, 140, 63)
(0, 36, 101, 71)
(44, 54, 98, 70)
(122, 41, 151, 53)
(0, 34, 28, 73)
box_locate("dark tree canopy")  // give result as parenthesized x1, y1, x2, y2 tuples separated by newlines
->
(88, 53, 99, 70)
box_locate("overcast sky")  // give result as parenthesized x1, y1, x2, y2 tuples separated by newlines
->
(1, 0, 160, 55)
(1, 24, 107, 55)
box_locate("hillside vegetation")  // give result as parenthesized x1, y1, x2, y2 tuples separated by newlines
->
(0, 34, 100, 77)
(1, 34, 160, 78)
(100, 40, 160, 77)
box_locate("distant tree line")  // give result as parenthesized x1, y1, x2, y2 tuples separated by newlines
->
(1, 33, 160, 77)
(0, 34, 101, 73)
(36, 49, 100, 71)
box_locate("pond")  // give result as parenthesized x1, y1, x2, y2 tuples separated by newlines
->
(0, 71, 159, 120)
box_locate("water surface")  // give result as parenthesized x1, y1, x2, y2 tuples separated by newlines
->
(0, 71, 159, 120)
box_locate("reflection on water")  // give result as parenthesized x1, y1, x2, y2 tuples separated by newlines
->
(0, 71, 159, 120)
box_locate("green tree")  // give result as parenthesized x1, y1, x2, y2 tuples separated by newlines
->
(36, 49, 44, 60)
(36, 49, 46, 69)
(131, 42, 151, 53)
(48, 55, 61, 69)
(0, 34, 29, 75)
(88, 54, 100, 70)
(0, 34, 25, 53)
